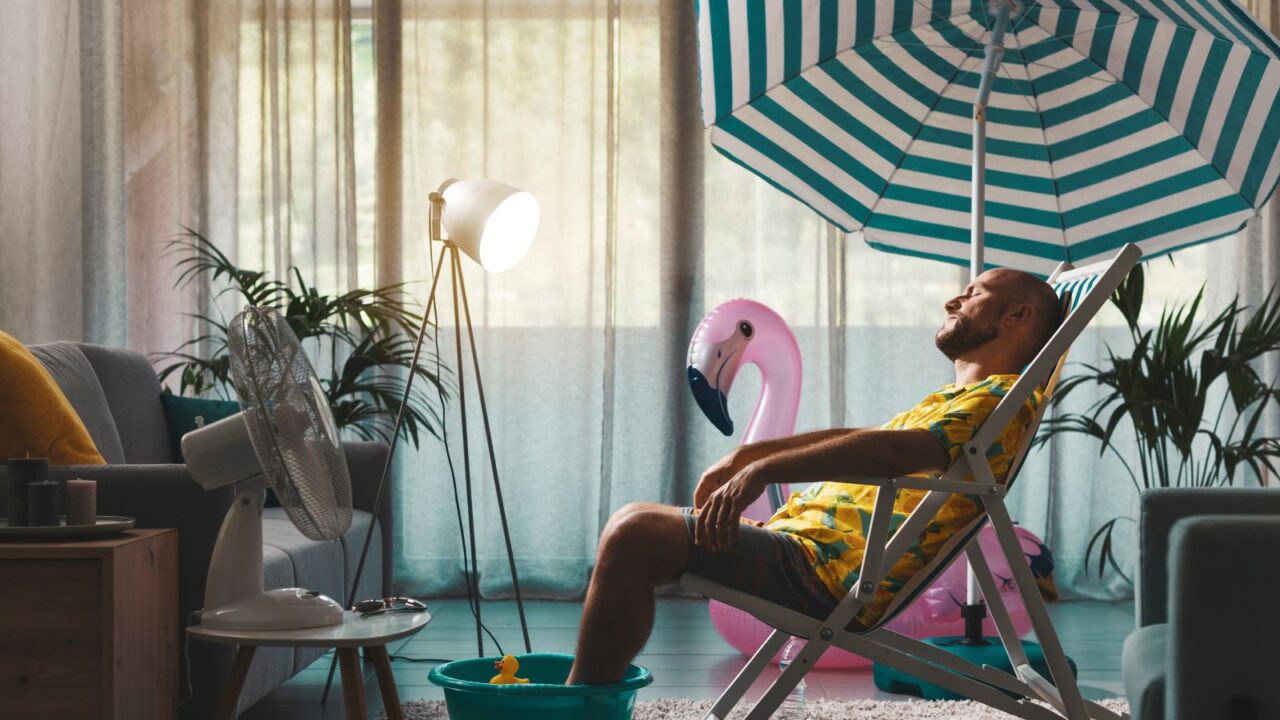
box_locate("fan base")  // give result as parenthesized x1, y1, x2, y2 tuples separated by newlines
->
(201, 588, 344, 632)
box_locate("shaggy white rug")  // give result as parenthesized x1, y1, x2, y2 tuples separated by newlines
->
(381, 697, 1129, 719)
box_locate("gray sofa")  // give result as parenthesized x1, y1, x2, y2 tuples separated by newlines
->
(1121, 487, 1280, 720)
(15, 341, 393, 717)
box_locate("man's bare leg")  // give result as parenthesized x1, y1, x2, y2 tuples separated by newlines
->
(566, 502, 690, 685)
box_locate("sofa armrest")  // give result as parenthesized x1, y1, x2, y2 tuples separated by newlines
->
(342, 441, 393, 595)
(1167, 515, 1280, 719)
(1138, 487, 1280, 627)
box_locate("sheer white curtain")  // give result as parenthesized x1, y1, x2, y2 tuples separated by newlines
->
(0, 0, 203, 352)
(394, 0, 625, 597)
(161, 0, 377, 316)
(388, 0, 987, 601)
(386, 0, 1278, 605)
(0, 1, 86, 345)
(1, 0, 370, 354)
(7, 0, 1274, 606)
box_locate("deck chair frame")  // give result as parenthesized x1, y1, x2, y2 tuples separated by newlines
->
(680, 243, 1143, 720)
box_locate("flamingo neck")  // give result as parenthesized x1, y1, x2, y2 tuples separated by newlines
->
(740, 357, 801, 446)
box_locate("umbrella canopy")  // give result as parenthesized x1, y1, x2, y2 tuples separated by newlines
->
(694, 0, 1280, 275)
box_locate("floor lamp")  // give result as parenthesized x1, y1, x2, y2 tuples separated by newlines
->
(324, 178, 538, 704)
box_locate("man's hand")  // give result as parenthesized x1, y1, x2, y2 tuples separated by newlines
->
(694, 430, 857, 510)
(695, 461, 772, 551)
(694, 447, 759, 510)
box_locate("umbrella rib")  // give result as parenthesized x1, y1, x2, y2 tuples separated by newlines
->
(882, 38, 983, 54)
(1015, 13, 1140, 53)
(996, 62, 1039, 113)
(859, 53, 986, 236)
(1008, 0, 1041, 36)
(1019, 61, 1117, 85)
(1009, 29, 1071, 261)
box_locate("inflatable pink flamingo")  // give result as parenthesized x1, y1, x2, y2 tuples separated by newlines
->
(687, 299, 1042, 668)
(687, 299, 800, 521)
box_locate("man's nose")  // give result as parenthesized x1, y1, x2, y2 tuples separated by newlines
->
(944, 297, 961, 312)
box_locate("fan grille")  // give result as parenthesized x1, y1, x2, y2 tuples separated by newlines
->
(228, 307, 353, 541)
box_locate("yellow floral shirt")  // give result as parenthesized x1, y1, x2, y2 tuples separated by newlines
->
(764, 374, 1041, 627)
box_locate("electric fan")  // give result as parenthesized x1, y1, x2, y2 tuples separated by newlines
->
(182, 306, 353, 631)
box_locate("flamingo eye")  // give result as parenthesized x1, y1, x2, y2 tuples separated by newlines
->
(739, 321, 753, 338)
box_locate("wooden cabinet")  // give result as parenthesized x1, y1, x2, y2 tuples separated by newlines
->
(0, 529, 178, 719)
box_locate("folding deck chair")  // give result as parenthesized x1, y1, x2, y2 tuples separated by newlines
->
(681, 243, 1143, 720)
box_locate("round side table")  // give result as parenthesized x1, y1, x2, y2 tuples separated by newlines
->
(188, 609, 431, 720)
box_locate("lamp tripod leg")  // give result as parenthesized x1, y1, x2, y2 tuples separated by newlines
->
(455, 244, 534, 654)
(451, 245, 486, 658)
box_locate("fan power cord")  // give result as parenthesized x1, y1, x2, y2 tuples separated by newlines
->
(176, 610, 199, 709)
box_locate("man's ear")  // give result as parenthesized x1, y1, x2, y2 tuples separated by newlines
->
(1004, 302, 1033, 326)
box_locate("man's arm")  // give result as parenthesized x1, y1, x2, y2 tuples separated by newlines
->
(738, 428, 859, 463)
(755, 427, 949, 486)
(693, 428, 858, 509)
(695, 428, 949, 550)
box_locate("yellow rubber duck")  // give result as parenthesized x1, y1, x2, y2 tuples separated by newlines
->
(488, 654, 529, 684)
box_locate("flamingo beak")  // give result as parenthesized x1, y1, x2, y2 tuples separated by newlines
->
(687, 332, 750, 437)
(688, 365, 733, 436)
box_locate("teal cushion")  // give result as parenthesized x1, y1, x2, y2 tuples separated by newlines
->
(159, 393, 241, 462)
(159, 393, 283, 507)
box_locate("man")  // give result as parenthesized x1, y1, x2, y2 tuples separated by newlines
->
(565, 268, 1061, 685)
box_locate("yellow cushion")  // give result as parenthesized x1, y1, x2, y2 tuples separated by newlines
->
(0, 331, 105, 465)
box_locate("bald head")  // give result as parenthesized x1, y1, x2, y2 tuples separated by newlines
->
(936, 268, 1062, 371)
(988, 268, 1061, 359)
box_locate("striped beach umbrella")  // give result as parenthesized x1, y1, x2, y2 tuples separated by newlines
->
(694, 0, 1280, 276)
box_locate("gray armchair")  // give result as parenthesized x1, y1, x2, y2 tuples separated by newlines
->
(1121, 487, 1280, 720)
(11, 341, 395, 717)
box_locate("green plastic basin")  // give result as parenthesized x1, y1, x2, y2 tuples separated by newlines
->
(427, 653, 652, 720)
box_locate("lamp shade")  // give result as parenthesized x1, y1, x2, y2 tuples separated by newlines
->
(441, 179, 539, 273)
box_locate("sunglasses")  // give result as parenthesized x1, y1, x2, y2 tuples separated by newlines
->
(353, 596, 428, 617)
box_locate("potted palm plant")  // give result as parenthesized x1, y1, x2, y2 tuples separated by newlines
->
(157, 227, 447, 448)
(1036, 263, 1280, 578)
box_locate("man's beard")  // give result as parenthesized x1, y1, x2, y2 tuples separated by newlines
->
(935, 315, 999, 361)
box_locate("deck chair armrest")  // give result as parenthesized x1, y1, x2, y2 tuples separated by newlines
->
(821, 475, 999, 495)
(1138, 487, 1280, 626)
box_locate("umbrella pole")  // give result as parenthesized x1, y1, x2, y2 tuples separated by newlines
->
(970, 0, 1010, 282)
(963, 0, 1011, 639)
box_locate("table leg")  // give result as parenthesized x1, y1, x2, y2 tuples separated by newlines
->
(338, 647, 368, 720)
(216, 645, 257, 720)
(367, 645, 404, 720)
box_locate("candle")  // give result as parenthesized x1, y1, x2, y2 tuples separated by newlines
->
(66, 479, 96, 526)
(27, 481, 59, 526)
(6, 457, 48, 527)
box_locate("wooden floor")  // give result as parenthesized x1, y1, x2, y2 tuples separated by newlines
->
(242, 597, 1132, 719)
